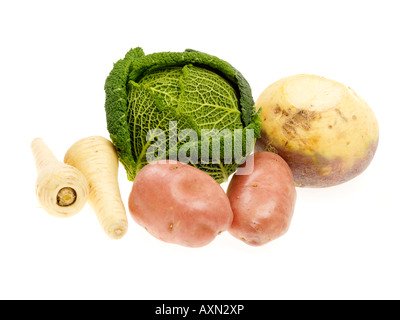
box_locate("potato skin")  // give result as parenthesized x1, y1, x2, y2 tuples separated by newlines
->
(128, 160, 233, 248)
(227, 152, 297, 246)
(256, 74, 379, 187)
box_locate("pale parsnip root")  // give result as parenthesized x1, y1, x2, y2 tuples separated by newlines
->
(31, 138, 89, 217)
(64, 136, 128, 239)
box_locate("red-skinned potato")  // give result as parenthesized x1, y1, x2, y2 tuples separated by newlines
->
(128, 160, 233, 248)
(227, 152, 297, 246)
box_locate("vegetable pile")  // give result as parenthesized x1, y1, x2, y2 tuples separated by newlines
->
(31, 47, 379, 248)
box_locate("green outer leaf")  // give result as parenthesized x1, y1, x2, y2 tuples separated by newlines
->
(104, 47, 145, 179)
(104, 47, 261, 182)
(128, 49, 255, 126)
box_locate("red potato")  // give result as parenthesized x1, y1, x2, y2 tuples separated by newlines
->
(128, 160, 233, 248)
(227, 152, 297, 246)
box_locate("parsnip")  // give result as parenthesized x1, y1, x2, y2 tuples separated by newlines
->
(31, 138, 89, 217)
(64, 136, 128, 239)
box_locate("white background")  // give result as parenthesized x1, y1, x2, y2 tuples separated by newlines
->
(1, 0, 399, 300)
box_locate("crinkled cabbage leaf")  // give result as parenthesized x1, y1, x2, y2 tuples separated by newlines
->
(104, 47, 261, 183)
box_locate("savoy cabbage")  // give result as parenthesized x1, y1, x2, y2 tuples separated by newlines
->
(104, 47, 261, 183)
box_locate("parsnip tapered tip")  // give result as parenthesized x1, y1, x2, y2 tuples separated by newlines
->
(107, 220, 128, 239)
(31, 137, 42, 148)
